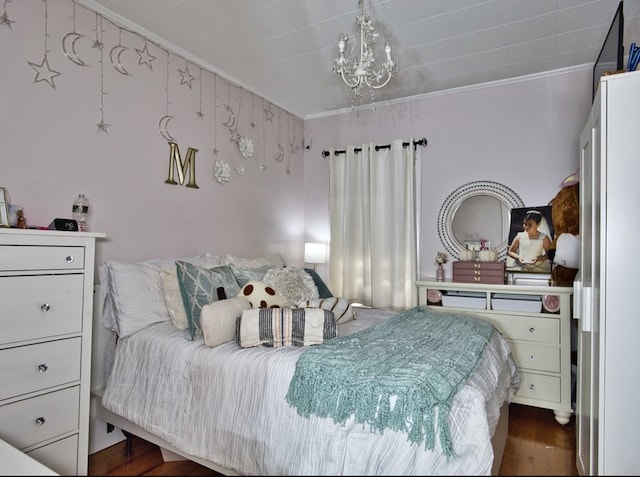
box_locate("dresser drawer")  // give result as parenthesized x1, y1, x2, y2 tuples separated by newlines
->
(0, 386, 80, 450)
(0, 274, 84, 345)
(0, 338, 82, 400)
(481, 314, 559, 344)
(0, 246, 84, 271)
(27, 434, 78, 476)
(452, 261, 505, 284)
(508, 341, 560, 373)
(516, 371, 561, 403)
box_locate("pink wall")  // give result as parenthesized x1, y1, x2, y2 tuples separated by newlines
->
(303, 69, 592, 279)
(1, 0, 306, 268)
(2, 0, 592, 282)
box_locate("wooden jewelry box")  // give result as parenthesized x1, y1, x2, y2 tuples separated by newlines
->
(452, 261, 505, 284)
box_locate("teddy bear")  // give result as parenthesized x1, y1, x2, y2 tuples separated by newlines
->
(548, 172, 580, 286)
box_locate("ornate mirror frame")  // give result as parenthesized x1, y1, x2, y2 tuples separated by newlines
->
(437, 180, 525, 262)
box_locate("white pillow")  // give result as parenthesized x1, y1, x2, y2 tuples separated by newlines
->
(104, 261, 169, 338)
(297, 297, 356, 325)
(100, 254, 226, 337)
(201, 297, 251, 347)
(225, 253, 286, 269)
(160, 268, 188, 329)
(262, 267, 319, 307)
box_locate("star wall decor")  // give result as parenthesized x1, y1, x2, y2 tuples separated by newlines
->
(228, 126, 241, 145)
(135, 40, 156, 70)
(1, 0, 15, 30)
(196, 66, 204, 119)
(0, 11, 13, 30)
(97, 118, 111, 133)
(95, 14, 110, 133)
(27, 0, 61, 90)
(264, 103, 274, 122)
(28, 57, 62, 89)
(178, 62, 195, 88)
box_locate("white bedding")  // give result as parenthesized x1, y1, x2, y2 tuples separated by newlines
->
(102, 307, 519, 475)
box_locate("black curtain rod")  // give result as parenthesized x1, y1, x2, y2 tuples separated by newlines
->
(321, 137, 427, 158)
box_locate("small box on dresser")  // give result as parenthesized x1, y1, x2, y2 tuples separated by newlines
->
(0, 229, 104, 476)
(452, 261, 505, 284)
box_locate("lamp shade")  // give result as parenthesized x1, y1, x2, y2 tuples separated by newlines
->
(304, 242, 326, 264)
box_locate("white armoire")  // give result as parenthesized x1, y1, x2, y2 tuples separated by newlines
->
(574, 70, 640, 475)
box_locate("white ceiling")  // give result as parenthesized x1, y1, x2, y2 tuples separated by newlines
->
(80, 0, 640, 118)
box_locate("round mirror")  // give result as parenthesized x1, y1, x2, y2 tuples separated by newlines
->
(437, 181, 524, 261)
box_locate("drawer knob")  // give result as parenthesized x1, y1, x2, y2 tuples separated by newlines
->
(38, 364, 48, 373)
(528, 384, 536, 390)
(528, 327, 535, 333)
(529, 355, 536, 360)
(40, 303, 51, 312)
(35, 417, 46, 426)
(66, 255, 74, 264)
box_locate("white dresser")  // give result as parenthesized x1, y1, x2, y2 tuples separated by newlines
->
(0, 229, 104, 475)
(417, 279, 573, 424)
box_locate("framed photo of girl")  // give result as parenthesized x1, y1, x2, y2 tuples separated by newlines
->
(506, 205, 554, 272)
(0, 187, 9, 227)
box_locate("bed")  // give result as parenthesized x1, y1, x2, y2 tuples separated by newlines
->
(93, 252, 520, 476)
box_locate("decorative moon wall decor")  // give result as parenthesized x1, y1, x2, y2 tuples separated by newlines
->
(62, 32, 89, 67)
(109, 44, 131, 76)
(158, 115, 176, 142)
(274, 143, 285, 162)
(222, 105, 236, 128)
(21, 0, 306, 179)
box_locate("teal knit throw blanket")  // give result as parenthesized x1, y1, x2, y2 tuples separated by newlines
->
(285, 306, 495, 459)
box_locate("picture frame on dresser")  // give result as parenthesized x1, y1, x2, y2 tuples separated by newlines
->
(0, 187, 9, 227)
(505, 205, 554, 272)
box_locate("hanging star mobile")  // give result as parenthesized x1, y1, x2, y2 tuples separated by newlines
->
(95, 15, 110, 133)
(1, 0, 15, 30)
(196, 66, 205, 119)
(27, 0, 61, 90)
(135, 39, 156, 70)
(91, 12, 104, 50)
(178, 61, 195, 88)
(264, 103, 274, 122)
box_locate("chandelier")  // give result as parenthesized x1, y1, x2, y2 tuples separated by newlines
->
(333, 0, 398, 108)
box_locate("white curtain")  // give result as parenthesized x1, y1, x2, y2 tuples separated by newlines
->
(328, 139, 421, 309)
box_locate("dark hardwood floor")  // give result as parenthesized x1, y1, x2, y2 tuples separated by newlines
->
(88, 403, 577, 476)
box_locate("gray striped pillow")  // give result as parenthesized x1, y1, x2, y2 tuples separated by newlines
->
(296, 297, 355, 325)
